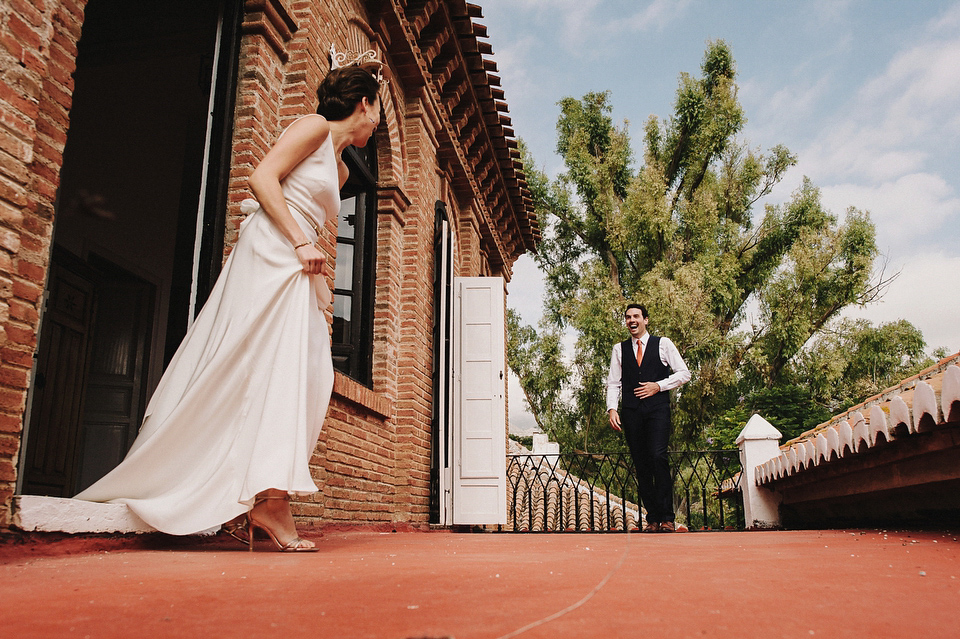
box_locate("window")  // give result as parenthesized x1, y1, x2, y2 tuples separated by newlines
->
(332, 143, 377, 385)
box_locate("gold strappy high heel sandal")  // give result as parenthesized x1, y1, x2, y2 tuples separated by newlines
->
(221, 515, 251, 546)
(248, 495, 319, 553)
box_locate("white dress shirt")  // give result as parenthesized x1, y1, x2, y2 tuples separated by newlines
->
(605, 333, 691, 411)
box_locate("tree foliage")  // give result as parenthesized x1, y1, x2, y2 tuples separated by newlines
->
(704, 318, 940, 449)
(791, 318, 939, 413)
(511, 41, 896, 451)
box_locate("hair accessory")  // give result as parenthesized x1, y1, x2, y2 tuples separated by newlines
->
(329, 43, 385, 84)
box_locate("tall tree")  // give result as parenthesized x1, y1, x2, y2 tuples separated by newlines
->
(792, 317, 943, 413)
(514, 41, 888, 449)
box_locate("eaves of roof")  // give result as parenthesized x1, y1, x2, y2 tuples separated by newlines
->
(371, 0, 540, 268)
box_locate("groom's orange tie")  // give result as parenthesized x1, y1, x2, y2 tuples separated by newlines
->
(636, 339, 643, 366)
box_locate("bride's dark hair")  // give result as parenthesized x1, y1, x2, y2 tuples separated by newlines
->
(316, 66, 380, 121)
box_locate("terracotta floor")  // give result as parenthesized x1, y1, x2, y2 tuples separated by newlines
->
(1, 528, 959, 639)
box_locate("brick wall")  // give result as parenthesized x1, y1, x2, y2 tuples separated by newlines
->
(0, 0, 87, 527)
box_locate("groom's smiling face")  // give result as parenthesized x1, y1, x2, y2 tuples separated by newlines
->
(625, 308, 648, 339)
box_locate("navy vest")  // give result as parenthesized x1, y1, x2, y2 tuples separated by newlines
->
(620, 335, 670, 409)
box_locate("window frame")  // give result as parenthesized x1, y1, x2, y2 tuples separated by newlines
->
(332, 143, 377, 386)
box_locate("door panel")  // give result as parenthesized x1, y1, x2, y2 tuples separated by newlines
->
(20, 250, 96, 497)
(75, 258, 155, 493)
(452, 277, 507, 525)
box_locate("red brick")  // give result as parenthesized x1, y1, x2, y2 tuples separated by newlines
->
(0, 361, 29, 390)
(0, 34, 25, 62)
(2, 347, 34, 368)
(43, 79, 73, 111)
(0, 387, 25, 414)
(0, 459, 15, 482)
(21, 211, 53, 236)
(58, 0, 86, 23)
(8, 0, 46, 28)
(6, 14, 44, 61)
(0, 0, 531, 530)
(9, 298, 38, 323)
(12, 278, 42, 303)
(0, 228, 20, 253)
(34, 115, 68, 146)
(16, 259, 45, 283)
(0, 154, 30, 189)
(31, 174, 57, 200)
(0, 438, 18, 466)
(51, 14, 81, 47)
(29, 160, 58, 186)
(0, 126, 33, 165)
(0, 413, 25, 434)
(18, 232, 47, 255)
(4, 324, 35, 347)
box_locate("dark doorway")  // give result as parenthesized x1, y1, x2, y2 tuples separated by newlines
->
(19, 0, 240, 496)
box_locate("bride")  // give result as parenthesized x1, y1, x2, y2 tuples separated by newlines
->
(75, 59, 383, 552)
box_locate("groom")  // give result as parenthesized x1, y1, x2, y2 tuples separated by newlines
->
(606, 303, 690, 532)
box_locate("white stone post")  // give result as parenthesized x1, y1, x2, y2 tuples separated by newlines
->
(532, 433, 560, 457)
(736, 414, 783, 529)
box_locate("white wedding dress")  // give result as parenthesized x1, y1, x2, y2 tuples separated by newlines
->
(75, 115, 336, 535)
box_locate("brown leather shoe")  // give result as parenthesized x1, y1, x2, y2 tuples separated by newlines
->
(658, 521, 676, 533)
(642, 522, 660, 533)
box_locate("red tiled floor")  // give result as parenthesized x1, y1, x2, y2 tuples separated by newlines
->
(1, 529, 959, 638)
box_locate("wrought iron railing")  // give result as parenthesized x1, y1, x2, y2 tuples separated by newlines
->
(505, 450, 744, 532)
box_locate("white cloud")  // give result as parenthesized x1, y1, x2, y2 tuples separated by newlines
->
(843, 252, 960, 354)
(488, 33, 540, 106)
(929, 1, 960, 35)
(799, 136, 928, 185)
(622, 0, 694, 32)
(516, 0, 604, 49)
(858, 39, 960, 143)
(507, 254, 546, 326)
(797, 8, 960, 185)
(820, 173, 960, 255)
(807, 0, 856, 25)
(498, 0, 693, 51)
(740, 74, 833, 146)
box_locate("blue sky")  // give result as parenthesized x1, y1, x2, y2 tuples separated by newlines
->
(475, 0, 960, 432)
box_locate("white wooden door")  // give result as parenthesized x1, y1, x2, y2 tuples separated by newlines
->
(452, 277, 507, 525)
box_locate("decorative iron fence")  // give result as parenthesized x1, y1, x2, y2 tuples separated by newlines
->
(505, 450, 744, 532)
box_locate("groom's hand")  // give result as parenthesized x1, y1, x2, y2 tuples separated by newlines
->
(633, 382, 661, 399)
(608, 409, 622, 432)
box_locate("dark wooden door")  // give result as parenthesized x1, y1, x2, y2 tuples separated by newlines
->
(74, 255, 154, 493)
(20, 249, 97, 497)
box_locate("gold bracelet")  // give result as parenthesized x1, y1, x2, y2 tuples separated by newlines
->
(293, 241, 311, 250)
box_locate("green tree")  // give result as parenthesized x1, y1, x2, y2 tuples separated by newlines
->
(513, 41, 888, 450)
(705, 318, 939, 449)
(792, 318, 939, 413)
(706, 385, 832, 450)
(506, 309, 568, 438)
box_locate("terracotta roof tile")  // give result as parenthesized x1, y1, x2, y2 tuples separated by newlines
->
(757, 352, 960, 485)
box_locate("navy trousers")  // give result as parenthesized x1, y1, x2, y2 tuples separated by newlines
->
(621, 402, 674, 523)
